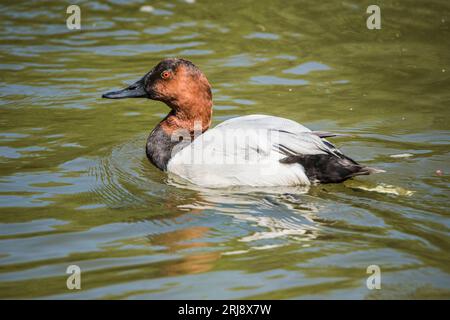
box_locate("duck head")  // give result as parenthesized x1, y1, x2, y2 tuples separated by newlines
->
(102, 58, 213, 132)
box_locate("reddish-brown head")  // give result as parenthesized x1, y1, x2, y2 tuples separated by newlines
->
(102, 58, 213, 133)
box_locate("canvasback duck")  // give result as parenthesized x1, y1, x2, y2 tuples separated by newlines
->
(102, 58, 382, 187)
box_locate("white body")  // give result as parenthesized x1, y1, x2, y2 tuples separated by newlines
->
(167, 115, 338, 187)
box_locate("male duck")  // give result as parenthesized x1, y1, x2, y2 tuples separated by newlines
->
(102, 58, 382, 187)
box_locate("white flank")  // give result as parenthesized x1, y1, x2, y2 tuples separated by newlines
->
(167, 115, 340, 187)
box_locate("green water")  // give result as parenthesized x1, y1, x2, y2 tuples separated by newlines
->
(0, 0, 449, 299)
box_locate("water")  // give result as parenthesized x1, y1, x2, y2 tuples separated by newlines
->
(0, 0, 449, 299)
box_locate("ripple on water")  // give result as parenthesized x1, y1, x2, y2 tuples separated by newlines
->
(84, 42, 204, 56)
(245, 32, 280, 40)
(250, 76, 308, 85)
(283, 62, 332, 75)
(220, 54, 269, 67)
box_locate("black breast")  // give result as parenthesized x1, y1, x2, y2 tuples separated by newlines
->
(146, 125, 185, 171)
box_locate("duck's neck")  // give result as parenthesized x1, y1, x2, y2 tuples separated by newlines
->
(161, 109, 212, 135)
(146, 100, 212, 171)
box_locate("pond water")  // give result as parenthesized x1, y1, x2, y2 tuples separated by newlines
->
(0, 0, 449, 299)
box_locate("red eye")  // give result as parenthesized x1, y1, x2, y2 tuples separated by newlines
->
(161, 70, 171, 79)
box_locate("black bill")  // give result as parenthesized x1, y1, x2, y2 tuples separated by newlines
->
(102, 77, 147, 99)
